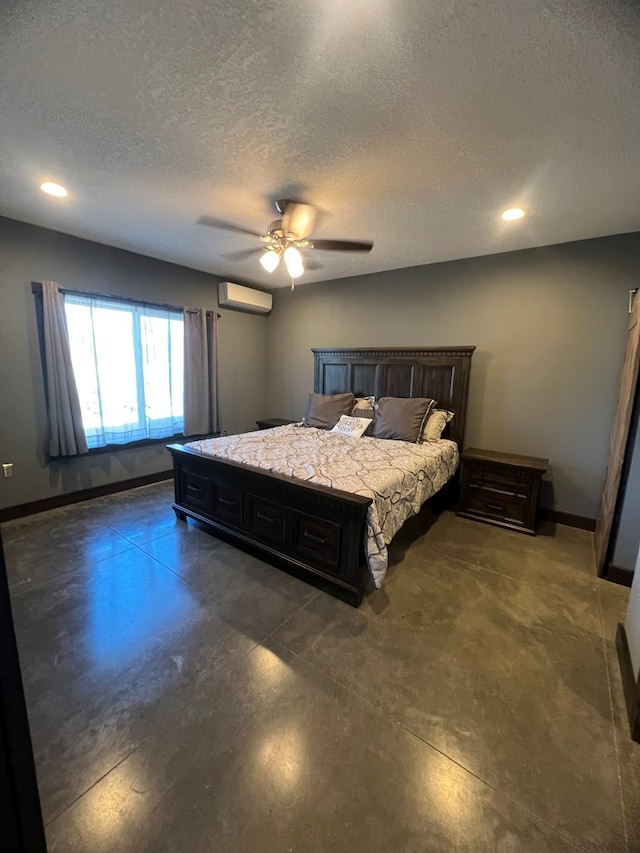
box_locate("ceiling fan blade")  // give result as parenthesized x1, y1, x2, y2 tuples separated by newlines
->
(281, 202, 318, 239)
(310, 239, 373, 253)
(196, 215, 262, 238)
(220, 248, 263, 261)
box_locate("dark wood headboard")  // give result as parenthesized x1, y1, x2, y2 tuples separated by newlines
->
(313, 347, 475, 448)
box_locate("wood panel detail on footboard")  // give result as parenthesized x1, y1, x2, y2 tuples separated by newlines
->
(167, 444, 373, 605)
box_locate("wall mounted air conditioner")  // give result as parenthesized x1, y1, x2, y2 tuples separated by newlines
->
(218, 281, 272, 315)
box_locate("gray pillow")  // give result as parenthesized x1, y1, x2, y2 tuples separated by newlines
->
(371, 397, 437, 443)
(302, 392, 355, 429)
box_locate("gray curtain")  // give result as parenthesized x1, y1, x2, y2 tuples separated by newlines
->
(183, 308, 219, 436)
(42, 281, 89, 456)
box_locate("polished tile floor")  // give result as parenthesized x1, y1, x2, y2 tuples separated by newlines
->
(3, 481, 639, 852)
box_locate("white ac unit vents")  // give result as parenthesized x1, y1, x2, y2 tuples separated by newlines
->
(218, 281, 272, 315)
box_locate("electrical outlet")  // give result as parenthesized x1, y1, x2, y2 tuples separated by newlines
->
(2, 463, 14, 478)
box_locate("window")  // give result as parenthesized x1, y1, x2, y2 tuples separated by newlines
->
(63, 294, 184, 448)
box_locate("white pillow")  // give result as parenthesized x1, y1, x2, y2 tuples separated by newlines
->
(331, 415, 372, 438)
(422, 409, 454, 442)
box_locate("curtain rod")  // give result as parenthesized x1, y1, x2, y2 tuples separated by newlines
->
(31, 282, 221, 318)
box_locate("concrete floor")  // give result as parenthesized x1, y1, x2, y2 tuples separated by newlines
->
(2, 481, 639, 852)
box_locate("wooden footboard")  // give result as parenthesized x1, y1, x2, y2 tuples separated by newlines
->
(167, 444, 373, 605)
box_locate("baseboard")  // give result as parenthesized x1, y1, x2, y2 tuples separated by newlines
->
(608, 565, 635, 588)
(615, 623, 640, 744)
(538, 507, 596, 531)
(0, 470, 173, 523)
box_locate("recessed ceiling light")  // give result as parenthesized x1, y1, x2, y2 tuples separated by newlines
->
(40, 181, 68, 198)
(501, 207, 525, 221)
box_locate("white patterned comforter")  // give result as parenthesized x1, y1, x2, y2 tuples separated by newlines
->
(186, 424, 458, 588)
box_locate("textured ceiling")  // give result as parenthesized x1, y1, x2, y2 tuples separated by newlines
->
(1, 0, 639, 289)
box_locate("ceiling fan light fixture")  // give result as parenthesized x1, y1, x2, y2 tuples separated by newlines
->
(287, 263, 304, 279)
(259, 249, 280, 273)
(283, 245, 304, 278)
(283, 246, 302, 267)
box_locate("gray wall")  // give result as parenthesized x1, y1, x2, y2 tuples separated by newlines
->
(0, 217, 269, 511)
(266, 233, 640, 519)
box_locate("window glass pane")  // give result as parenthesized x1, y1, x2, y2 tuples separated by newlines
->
(64, 301, 102, 431)
(140, 310, 184, 436)
(64, 294, 184, 448)
(91, 303, 139, 429)
(170, 317, 184, 419)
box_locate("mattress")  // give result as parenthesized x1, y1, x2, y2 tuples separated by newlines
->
(186, 424, 459, 588)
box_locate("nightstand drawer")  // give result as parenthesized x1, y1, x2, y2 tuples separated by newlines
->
(468, 468, 531, 498)
(466, 489, 527, 525)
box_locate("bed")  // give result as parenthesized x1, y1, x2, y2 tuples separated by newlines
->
(167, 347, 475, 605)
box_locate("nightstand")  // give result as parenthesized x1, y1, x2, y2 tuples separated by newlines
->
(457, 448, 548, 535)
(256, 418, 296, 430)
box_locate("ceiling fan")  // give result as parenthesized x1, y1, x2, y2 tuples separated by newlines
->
(197, 199, 373, 287)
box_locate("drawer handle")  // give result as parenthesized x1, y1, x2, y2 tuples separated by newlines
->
(219, 496, 236, 507)
(473, 483, 517, 497)
(486, 502, 505, 513)
(303, 531, 327, 545)
(256, 511, 277, 524)
(187, 484, 203, 494)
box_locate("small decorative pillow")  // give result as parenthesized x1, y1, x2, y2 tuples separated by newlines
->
(302, 392, 355, 429)
(371, 397, 437, 443)
(351, 395, 376, 420)
(422, 409, 455, 442)
(331, 415, 372, 438)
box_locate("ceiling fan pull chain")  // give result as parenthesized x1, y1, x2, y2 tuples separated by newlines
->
(291, 276, 295, 291)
